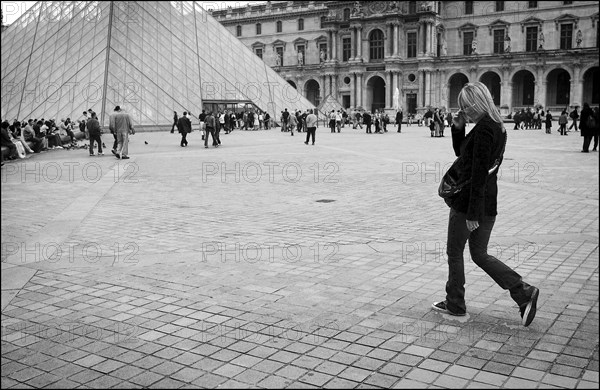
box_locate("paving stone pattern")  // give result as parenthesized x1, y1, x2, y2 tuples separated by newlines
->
(1, 125, 598, 388)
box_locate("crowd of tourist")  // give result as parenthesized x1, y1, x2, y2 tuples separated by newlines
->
(3, 101, 599, 166)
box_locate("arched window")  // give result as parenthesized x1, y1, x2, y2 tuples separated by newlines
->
(256, 23, 262, 35)
(236, 25, 242, 37)
(276, 21, 282, 33)
(369, 29, 384, 60)
(343, 8, 351, 21)
(298, 18, 304, 31)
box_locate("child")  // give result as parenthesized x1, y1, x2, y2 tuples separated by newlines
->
(545, 111, 552, 134)
(559, 111, 568, 135)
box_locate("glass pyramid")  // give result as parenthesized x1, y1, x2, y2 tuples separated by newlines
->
(1, 1, 316, 127)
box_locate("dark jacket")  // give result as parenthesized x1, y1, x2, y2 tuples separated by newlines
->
(177, 116, 192, 134)
(396, 111, 403, 123)
(86, 118, 101, 134)
(579, 106, 594, 137)
(450, 114, 507, 221)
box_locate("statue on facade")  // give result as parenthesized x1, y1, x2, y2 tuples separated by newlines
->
(351, 1, 363, 16)
(442, 38, 448, 56)
(576, 29, 583, 48)
(297, 50, 304, 66)
(471, 38, 478, 54)
(275, 52, 281, 66)
(538, 32, 545, 49)
(320, 49, 326, 63)
(504, 33, 511, 53)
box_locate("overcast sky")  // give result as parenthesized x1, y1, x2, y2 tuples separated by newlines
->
(2, 1, 266, 25)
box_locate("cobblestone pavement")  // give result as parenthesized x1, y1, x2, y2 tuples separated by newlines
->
(2, 124, 598, 389)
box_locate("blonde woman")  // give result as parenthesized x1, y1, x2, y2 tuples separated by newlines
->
(432, 82, 539, 327)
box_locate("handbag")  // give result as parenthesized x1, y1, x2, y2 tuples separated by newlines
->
(439, 131, 507, 201)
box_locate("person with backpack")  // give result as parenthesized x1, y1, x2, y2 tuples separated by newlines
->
(558, 111, 569, 136)
(569, 107, 579, 132)
(579, 103, 594, 153)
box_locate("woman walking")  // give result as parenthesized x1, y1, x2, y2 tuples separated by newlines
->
(433, 82, 539, 327)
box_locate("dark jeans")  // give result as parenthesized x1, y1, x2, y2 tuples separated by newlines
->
(582, 135, 593, 152)
(445, 208, 534, 314)
(366, 123, 372, 133)
(305, 127, 316, 144)
(171, 121, 177, 133)
(180, 132, 188, 146)
(205, 128, 216, 146)
(569, 119, 578, 130)
(112, 132, 118, 151)
(26, 137, 44, 153)
(214, 127, 221, 145)
(397, 122, 401, 132)
(593, 134, 599, 150)
(89, 132, 102, 154)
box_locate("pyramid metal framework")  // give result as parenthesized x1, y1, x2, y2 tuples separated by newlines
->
(1, 1, 316, 127)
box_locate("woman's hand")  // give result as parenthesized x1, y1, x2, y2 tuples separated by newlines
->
(466, 220, 479, 232)
(453, 111, 467, 128)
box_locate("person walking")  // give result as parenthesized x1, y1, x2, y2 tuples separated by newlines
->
(289, 112, 297, 136)
(87, 112, 103, 156)
(579, 103, 594, 153)
(432, 82, 539, 327)
(178, 111, 192, 147)
(304, 109, 317, 145)
(396, 109, 403, 133)
(109, 106, 135, 159)
(204, 111, 217, 148)
(559, 111, 569, 135)
(569, 107, 579, 132)
(171, 111, 178, 133)
(363, 111, 372, 133)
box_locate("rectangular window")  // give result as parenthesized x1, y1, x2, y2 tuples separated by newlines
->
(276, 21, 282, 33)
(493, 29, 505, 54)
(560, 23, 573, 49)
(463, 31, 474, 55)
(342, 37, 352, 61)
(528, 1, 537, 8)
(495, 1, 504, 12)
(276, 47, 284, 66)
(255, 48, 263, 59)
(256, 23, 261, 35)
(236, 25, 242, 37)
(465, 1, 473, 14)
(408, 1, 417, 14)
(407, 32, 417, 57)
(298, 18, 304, 31)
(526, 26, 538, 52)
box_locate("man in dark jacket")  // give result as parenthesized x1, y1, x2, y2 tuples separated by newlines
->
(177, 111, 192, 147)
(396, 110, 403, 133)
(87, 112, 103, 156)
(579, 103, 594, 153)
(569, 107, 579, 132)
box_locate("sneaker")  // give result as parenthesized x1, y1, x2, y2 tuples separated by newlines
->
(89, 153, 94, 156)
(98, 152, 103, 156)
(431, 301, 466, 316)
(304, 141, 308, 145)
(519, 287, 539, 327)
(121, 156, 130, 159)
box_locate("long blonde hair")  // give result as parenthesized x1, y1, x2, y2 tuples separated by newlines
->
(458, 82, 504, 125)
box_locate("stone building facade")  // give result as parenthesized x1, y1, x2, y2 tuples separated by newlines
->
(213, 1, 599, 115)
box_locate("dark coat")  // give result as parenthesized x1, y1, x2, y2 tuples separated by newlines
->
(450, 114, 506, 221)
(396, 111, 403, 123)
(177, 116, 192, 134)
(579, 106, 594, 137)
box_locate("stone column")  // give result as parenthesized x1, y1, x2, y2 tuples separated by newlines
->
(333, 30, 338, 61)
(351, 27, 356, 60)
(321, 75, 328, 98)
(327, 29, 333, 61)
(424, 70, 432, 107)
(572, 65, 582, 106)
(350, 73, 356, 107)
(357, 73, 363, 108)
(418, 70, 425, 107)
(393, 23, 399, 57)
(386, 71, 393, 108)
(502, 81, 512, 110)
(332, 74, 339, 100)
(357, 26, 363, 61)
